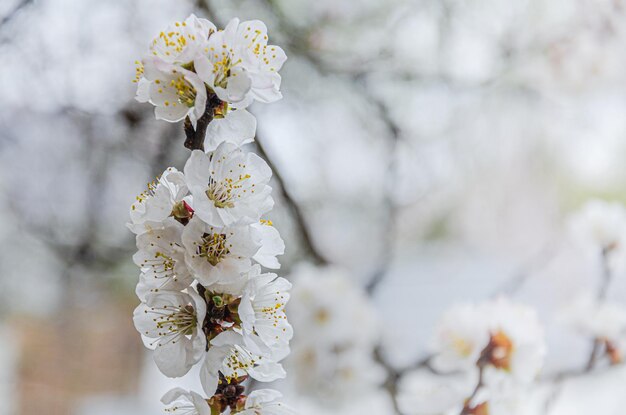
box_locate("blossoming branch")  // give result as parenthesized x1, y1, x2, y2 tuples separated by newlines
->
(129, 14, 294, 415)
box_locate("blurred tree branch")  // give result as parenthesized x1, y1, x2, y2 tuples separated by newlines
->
(0, 0, 33, 29)
(254, 134, 327, 265)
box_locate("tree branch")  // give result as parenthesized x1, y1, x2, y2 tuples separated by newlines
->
(254, 133, 327, 265)
(0, 0, 33, 29)
(184, 93, 222, 151)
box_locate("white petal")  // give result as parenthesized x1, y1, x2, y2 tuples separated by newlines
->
(205, 109, 257, 152)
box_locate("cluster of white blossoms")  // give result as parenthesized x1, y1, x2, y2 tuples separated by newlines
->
(285, 264, 385, 403)
(130, 14, 294, 415)
(405, 298, 546, 414)
(134, 14, 286, 147)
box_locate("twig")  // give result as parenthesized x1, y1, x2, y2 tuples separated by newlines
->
(184, 93, 222, 151)
(0, 0, 33, 28)
(254, 134, 327, 265)
(373, 346, 404, 415)
(585, 246, 614, 372)
(365, 96, 401, 295)
(461, 365, 485, 415)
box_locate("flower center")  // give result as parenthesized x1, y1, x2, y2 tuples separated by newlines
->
(151, 22, 195, 58)
(148, 303, 197, 347)
(198, 232, 230, 266)
(222, 346, 259, 382)
(170, 75, 197, 108)
(484, 330, 514, 370)
(452, 337, 474, 358)
(134, 179, 158, 205)
(207, 44, 243, 88)
(206, 174, 251, 209)
(140, 251, 178, 288)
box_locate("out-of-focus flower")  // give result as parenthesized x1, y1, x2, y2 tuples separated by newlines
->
(288, 264, 380, 348)
(560, 296, 626, 365)
(195, 18, 287, 109)
(286, 264, 384, 401)
(568, 199, 626, 253)
(133, 289, 207, 377)
(431, 303, 491, 374)
(184, 146, 273, 227)
(396, 370, 471, 415)
(162, 387, 211, 415)
(128, 167, 190, 235)
(431, 298, 546, 385)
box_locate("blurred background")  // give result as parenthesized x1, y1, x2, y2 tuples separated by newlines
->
(2, 0, 626, 414)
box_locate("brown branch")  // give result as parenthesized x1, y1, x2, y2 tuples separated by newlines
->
(461, 364, 486, 415)
(184, 93, 222, 151)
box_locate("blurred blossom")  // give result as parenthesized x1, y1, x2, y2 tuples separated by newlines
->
(567, 199, 626, 254)
(560, 296, 626, 362)
(284, 264, 385, 402)
(431, 298, 546, 385)
(397, 371, 471, 415)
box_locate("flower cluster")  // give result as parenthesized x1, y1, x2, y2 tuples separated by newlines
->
(130, 14, 294, 415)
(134, 14, 286, 149)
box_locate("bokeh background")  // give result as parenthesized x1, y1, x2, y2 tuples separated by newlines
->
(2, 0, 626, 414)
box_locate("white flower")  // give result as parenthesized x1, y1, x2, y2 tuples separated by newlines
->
(161, 388, 210, 415)
(200, 331, 286, 396)
(195, 18, 287, 109)
(205, 108, 257, 152)
(148, 15, 214, 65)
(431, 303, 491, 373)
(568, 199, 626, 252)
(239, 390, 295, 415)
(288, 264, 380, 349)
(184, 146, 273, 227)
(468, 383, 537, 415)
(128, 167, 189, 235)
(136, 58, 208, 127)
(286, 264, 383, 400)
(134, 14, 216, 127)
(134, 218, 192, 300)
(181, 216, 261, 287)
(560, 296, 626, 342)
(288, 344, 385, 401)
(133, 289, 206, 377)
(397, 370, 471, 415)
(239, 266, 293, 359)
(431, 298, 546, 385)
